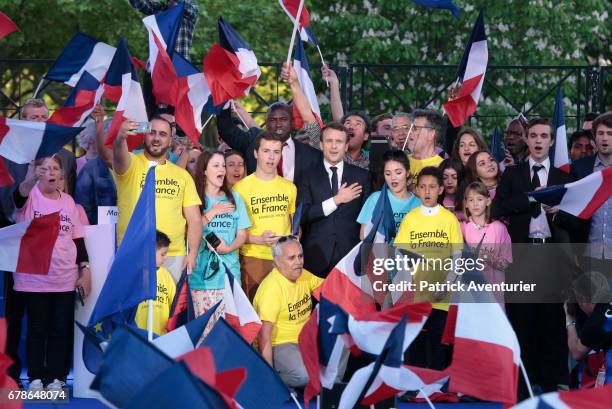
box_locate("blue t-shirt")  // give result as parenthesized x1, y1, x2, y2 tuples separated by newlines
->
(190, 192, 251, 290)
(357, 190, 421, 233)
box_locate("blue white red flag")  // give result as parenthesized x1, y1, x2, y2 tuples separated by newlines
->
(528, 167, 612, 220)
(46, 32, 116, 87)
(278, 0, 318, 46)
(443, 10, 488, 127)
(222, 266, 261, 343)
(551, 86, 570, 172)
(0, 117, 83, 164)
(49, 71, 104, 127)
(293, 40, 323, 129)
(510, 385, 612, 409)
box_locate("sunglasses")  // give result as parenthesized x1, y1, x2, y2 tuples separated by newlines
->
(277, 235, 298, 243)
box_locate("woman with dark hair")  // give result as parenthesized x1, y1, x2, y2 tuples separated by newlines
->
(357, 149, 420, 240)
(191, 150, 251, 324)
(438, 157, 464, 218)
(224, 149, 246, 188)
(451, 127, 489, 166)
(13, 156, 90, 392)
(464, 150, 501, 199)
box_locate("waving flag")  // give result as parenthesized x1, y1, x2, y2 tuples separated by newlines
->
(528, 167, 612, 220)
(0, 212, 59, 274)
(510, 385, 612, 409)
(49, 71, 104, 127)
(88, 166, 157, 327)
(203, 17, 260, 106)
(204, 318, 291, 409)
(46, 32, 116, 87)
(103, 38, 148, 151)
(0, 117, 83, 164)
(490, 127, 504, 163)
(222, 266, 261, 343)
(0, 11, 18, 39)
(166, 269, 195, 332)
(443, 10, 488, 127)
(410, 0, 461, 19)
(447, 302, 520, 405)
(279, 0, 318, 46)
(551, 87, 570, 172)
(0, 159, 13, 187)
(293, 40, 323, 129)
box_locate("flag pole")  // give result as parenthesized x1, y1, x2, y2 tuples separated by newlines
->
(286, 0, 306, 65)
(290, 392, 303, 409)
(419, 389, 437, 409)
(147, 299, 154, 341)
(401, 123, 414, 152)
(32, 76, 47, 98)
(202, 114, 214, 130)
(316, 45, 329, 88)
(519, 358, 535, 398)
(231, 100, 250, 129)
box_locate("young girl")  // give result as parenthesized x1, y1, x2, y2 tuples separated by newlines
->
(438, 158, 464, 219)
(191, 150, 251, 331)
(14, 156, 90, 392)
(451, 128, 488, 166)
(357, 150, 420, 240)
(464, 150, 501, 199)
(461, 181, 512, 305)
(224, 149, 246, 188)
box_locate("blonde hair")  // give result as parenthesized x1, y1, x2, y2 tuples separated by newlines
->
(462, 181, 492, 223)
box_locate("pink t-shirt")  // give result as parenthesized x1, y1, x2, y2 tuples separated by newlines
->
(14, 184, 84, 292)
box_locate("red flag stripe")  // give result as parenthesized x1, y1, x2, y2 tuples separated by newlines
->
(15, 212, 60, 274)
(0, 11, 18, 40)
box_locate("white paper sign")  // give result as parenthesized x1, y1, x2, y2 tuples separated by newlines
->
(97, 206, 118, 225)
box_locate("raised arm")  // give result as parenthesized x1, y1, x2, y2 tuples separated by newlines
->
(322, 66, 344, 122)
(216, 108, 255, 155)
(112, 119, 137, 175)
(92, 105, 112, 167)
(281, 62, 316, 125)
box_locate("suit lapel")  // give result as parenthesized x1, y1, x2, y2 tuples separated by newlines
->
(521, 162, 532, 191)
(319, 162, 333, 198)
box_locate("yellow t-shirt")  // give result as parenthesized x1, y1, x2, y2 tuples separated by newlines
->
(408, 154, 444, 187)
(135, 266, 177, 335)
(395, 205, 463, 311)
(113, 153, 201, 256)
(253, 268, 323, 345)
(233, 174, 296, 260)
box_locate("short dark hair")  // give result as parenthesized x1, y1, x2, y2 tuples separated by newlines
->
(416, 166, 443, 186)
(382, 149, 410, 172)
(371, 113, 393, 133)
(267, 102, 292, 118)
(526, 118, 554, 138)
(439, 157, 464, 181)
(342, 111, 371, 131)
(253, 131, 282, 152)
(584, 112, 599, 122)
(592, 111, 612, 135)
(155, 105, 175, 116)
(321, 122, 349, 142)
(156, 230, 171, 249)
(412, 109, 445, 142)
(150, 115, 173, 132)
(569, 130, 593, 146)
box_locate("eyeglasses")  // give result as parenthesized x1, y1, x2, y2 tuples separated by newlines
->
(392, 125, 411, 133)
(277, 235, 298, 243)
(412, 125, 434, 132)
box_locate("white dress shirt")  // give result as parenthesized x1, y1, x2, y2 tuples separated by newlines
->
(528, 157, 552, 238)
(322, 159, 344, 216)
(281, 138, 295, 182)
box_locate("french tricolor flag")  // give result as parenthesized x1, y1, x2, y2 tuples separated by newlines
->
(551, 87, 570, 172)
(279, 0, 319, 46)
(203, 17, 261, 106)
(46, 32, 116, 87)
(0, 117, 83, 164)
(48, 71, 104, 127)
(103, 38, 148, 151)
(443, 10, 488, 128)
(222, 269, 261, 343)
(0, 212, 60, 274)
(528, 167, 612, 220)
(509, 385, 612, 409)
(293, 40, 323, 129)
(0, 11, 18, 40)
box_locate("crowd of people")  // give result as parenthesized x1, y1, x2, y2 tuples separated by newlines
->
(1, 63, 611, 404)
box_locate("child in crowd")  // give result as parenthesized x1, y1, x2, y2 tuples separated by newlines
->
(438, 158, 464, 219)
(135, 231, 176, 336)
(395, 166, 463, 370)
(464, 150, 501, 199)
(461, 181, 512, 305)
(357, 150, 420, 240)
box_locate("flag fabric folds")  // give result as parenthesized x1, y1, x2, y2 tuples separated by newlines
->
(410, 0, 461, 19)
(103, 38, 149, 151)
(551, 86, 570, 172)
(509, 385, 612, 409)
(0, 212, 59, 274)
(527, 167, 612, 220)
(88, 166, 157, 327)
(49, 71, 104, 127)
(203, 318, 290, 409)
(278, 0, 319, 46)
(45, 32, 116, 87)
(222, 267, 262, 343)
(0, 117, 83, 164)
(489, 127, 504, 163)
(0, 159, 14, 187)
(166, 269, 196, 332)
(443, 10, 488, 127)
(0, 11, 18, 39)
(293, 40, 323, 129)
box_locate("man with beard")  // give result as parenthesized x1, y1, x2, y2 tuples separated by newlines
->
(112, 117, 202, 282)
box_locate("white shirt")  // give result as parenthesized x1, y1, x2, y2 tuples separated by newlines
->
(420, 204, 441, 216)
(528, 157, 552, 238)
(281, 138, 295, 182)
(322, 159, 344, 216)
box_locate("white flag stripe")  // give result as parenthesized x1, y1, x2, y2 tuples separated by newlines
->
(0, 220, 30, 272)
(0, 119, 46, 163)
(67, 42, 116, 87)
(464, 39, 487, 101)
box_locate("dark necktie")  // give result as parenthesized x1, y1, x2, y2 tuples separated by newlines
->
(277, 142, 288, 177)
(531, 164, 544, 218)
(330, 166, 338, 197)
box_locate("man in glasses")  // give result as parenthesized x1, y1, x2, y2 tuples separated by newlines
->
(254, 235, 323, 388)
(390, 112, 412, 150)
(406, 109, 445, 187)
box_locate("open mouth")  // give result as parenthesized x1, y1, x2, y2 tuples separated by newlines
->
(348, 130, 355, 139)
(533, 146, 543, 153)
(390, 181, 399, 188)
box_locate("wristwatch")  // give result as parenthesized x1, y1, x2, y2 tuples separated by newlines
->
(565, 321, 576, 329)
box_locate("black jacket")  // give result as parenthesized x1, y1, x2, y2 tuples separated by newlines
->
(570, 154, 599, 242)
(298, 160, 371, 277)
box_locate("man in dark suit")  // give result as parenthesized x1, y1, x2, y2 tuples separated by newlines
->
(298, 122, 371, 278)
(216, 102, 321, 185)
(492, 118, 579, 398)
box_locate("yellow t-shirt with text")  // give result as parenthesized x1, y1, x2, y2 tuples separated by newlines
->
(233, 174, 296, 260)
(113, 153, 201, 256)
(408, 154, 444, 187)
(253, 268, 323, 345)
(395, 205, 463, 311)
(135, 266, 176, 335)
